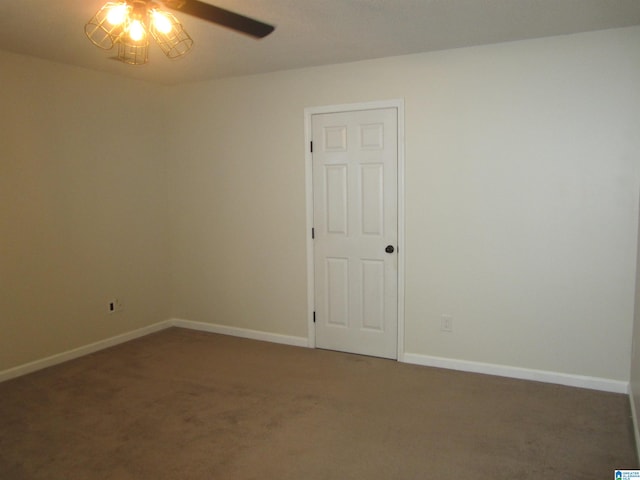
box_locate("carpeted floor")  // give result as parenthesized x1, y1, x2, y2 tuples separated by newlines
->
(0, 327, 636, 479)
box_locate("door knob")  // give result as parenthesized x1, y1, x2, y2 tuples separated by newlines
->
(385, 245, 395, 254)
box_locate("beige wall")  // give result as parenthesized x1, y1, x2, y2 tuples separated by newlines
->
(1, 27, 639, 387)
(168, 26, 640, 382)
(0, 52, 171, 370)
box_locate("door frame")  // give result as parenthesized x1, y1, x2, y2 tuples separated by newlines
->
(304, 99, 406, 361)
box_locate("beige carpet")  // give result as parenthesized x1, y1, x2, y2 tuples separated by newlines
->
(0, 327, 636, 479)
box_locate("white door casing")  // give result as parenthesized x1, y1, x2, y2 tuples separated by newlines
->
(309, 106, 400, 359)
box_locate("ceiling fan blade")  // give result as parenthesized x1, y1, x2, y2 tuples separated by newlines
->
(163, 0, 275, 38)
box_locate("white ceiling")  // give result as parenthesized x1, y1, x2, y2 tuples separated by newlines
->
(1, 0, 639, 85)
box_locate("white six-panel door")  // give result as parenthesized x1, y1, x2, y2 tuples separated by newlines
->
(312, 108, 398, 359)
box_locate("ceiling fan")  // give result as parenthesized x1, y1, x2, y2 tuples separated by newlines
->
(85, 0, 275, 65)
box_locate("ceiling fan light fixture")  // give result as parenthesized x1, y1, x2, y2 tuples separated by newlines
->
(128, 18, 147, 42)
(106, 3, 129, 26)
(151, 10, 173, 34)
(85, 0, 193, 64)
(85, 0, 274, 65)
(84, 2, 131, 50)
(117, 38, 150, 65)
(150, 10, 193, 59)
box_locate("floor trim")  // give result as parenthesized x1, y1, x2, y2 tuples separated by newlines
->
(0, 321, 171, 383)
(404, 352, 629, 394)
(0, 319, 307, 384)
(170, 318, 309, 348)
(1, 320, 628, 396)
(629, 390, 640, 462)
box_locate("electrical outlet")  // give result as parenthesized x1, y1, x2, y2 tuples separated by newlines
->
(440, 314, 453, 333)
(108, 298, 123, 314)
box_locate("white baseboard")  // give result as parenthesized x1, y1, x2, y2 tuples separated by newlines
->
(403, 352, 629, 394)
(629, 389, 640, 462)
(1, 319, 627, 397)
(0, 320, 171, 383)
(0, 319, 307, 384)
(170, 318, 309, 348)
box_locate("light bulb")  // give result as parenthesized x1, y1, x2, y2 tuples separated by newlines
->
(152, 11, 173, 34)
(106, 3, 128, 26)
(128, 19, 146, 41)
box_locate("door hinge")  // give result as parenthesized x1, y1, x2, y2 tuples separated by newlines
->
(310, 141, 313, 153)
(313, 311, 316, 323)
(311, 227, 315, 239)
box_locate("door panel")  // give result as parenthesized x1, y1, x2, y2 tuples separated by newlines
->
(361, 164, 384, 235)
(326, 257, 349, 327)
(361, 259, 384, 331)
(312, 107, 398, 359)
(325, 165, 348, 235)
